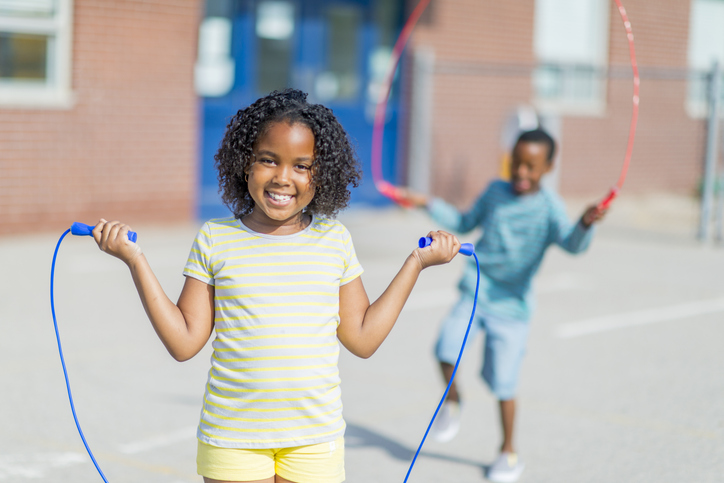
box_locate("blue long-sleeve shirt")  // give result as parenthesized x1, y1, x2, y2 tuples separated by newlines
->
(429, 180, 594, 321)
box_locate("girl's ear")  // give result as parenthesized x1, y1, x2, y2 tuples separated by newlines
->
(243, 163, 252, 183)
(244, 154, 256, 178)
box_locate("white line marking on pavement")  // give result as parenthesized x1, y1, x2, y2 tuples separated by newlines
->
(118, 427, 197, 455)
(556, 297, 724, 338)
(0, 453, 86, 480)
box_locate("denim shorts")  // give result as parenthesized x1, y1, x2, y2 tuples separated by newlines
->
(434, 295, 530, 400)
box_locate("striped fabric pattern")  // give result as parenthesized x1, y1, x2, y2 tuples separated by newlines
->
(183, 216, 363, 449)
(429, 180, 593, 321)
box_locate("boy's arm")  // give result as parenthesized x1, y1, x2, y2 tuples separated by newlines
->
(336, 231, 460, 358)
(397, 186, 489, 234)
(93, 219, 214, 362)
(553, 203, 607, 253)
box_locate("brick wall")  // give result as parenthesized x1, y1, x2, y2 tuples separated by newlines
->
(0, 0, 201, 235)
(562, 0, 705, 196)
(406, 0, 708, 207)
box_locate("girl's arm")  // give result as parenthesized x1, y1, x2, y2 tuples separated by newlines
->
(93, 219, 214, 361)
(337, 230, 460, 359)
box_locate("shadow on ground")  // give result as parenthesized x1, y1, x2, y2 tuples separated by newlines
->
(345, 422, 488, 473)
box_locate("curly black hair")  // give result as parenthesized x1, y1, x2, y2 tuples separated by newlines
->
(214, 88, 362, 219)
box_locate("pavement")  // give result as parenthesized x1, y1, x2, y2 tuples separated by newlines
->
(1, 192, 723, 482)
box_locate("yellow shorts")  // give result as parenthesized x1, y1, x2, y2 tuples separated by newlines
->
(197, 437, 345, 483)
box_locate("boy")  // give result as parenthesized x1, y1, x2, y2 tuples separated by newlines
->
(399, 128, 606, 482)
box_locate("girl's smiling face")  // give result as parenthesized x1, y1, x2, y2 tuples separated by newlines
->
(243, 121, 316, 235)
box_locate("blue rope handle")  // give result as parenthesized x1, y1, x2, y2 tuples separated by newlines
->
(51, 229, 110, 483)
(404, 252, 480, 482)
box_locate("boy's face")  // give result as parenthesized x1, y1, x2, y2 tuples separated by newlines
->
(245, 121, 316, 233)
(510, 141, 552, 195)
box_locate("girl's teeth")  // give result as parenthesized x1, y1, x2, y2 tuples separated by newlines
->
(269, 192, 292, 201)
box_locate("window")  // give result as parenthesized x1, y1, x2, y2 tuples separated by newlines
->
(686, 0, 724, 117)
(0, 0, 73, 108)
(195, 16, 235, 97)
(532, 0, 609, 115)
(256, 0, 294, 94)
(314, 5, 361, 102)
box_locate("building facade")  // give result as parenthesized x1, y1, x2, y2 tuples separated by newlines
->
(0, 0, 201, 235)
(1, 0, 722, 235)
(404, 0, 721, 208)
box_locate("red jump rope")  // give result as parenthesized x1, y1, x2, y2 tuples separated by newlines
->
(371, 0, 640, 212)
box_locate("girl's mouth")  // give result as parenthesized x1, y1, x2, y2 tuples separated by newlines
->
(266, 191, 293, 205)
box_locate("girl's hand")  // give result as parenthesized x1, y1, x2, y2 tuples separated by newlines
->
(413, 230, 461, 269)
(92, 219, 142, 265)
(582, 205, 608, 227)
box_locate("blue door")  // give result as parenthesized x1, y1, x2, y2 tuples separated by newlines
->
(198, 0, 405, 220)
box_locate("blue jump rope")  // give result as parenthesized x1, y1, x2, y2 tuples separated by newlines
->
(50, 223, 136, 483)
(50, 225, 478, 482)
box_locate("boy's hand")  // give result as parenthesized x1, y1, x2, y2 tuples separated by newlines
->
(582, 205, 608, 227)
(394, 187, 429, 208)
(413, 230, 460, 269)
(92, 219, 143, 265)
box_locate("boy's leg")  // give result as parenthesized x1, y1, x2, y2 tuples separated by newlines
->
(481, 316, 528, 482)
(499, 398, 516, 453)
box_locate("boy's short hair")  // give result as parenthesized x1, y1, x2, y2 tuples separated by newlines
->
(515, 129, 556, 163)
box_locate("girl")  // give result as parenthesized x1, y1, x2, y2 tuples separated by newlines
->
(92, 88, 461, 483)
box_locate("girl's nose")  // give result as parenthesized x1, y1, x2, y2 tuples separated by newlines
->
(273, 164, 292, 184)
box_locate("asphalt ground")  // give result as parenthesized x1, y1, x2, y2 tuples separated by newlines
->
(1, 194, 723, 482)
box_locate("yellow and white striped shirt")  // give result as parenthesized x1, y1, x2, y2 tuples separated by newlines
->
(183, 216, 364, 449)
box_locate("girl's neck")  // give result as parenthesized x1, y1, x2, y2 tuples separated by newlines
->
(241, 211, 312, 236)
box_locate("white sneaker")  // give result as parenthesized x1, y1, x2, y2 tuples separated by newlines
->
(429, 401, 461, 442)
(486, 452, 525, 482)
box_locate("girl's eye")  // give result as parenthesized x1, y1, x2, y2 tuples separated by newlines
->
(296, 164, 311, 171)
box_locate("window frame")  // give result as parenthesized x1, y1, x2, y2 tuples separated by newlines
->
(0, 0, 74, 109)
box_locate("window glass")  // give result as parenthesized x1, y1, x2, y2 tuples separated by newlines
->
(195, 16, 235, 97)
(256, 0, 294, 94)
(0, 32, 48, 81)
(315, 5, 360, 101)
(365, 0, 401, 111)
(532, 0, 609, 112)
